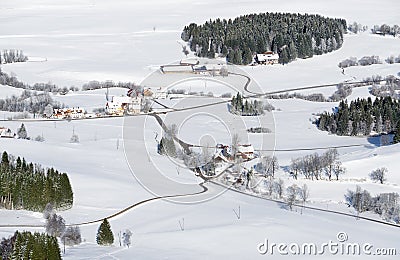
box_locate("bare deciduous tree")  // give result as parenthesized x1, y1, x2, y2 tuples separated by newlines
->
(274, 179, 284, 198)
(333, 161, 346, 180)
(43, 203, 54, 220)
(298, 184, 309, 205)
(369, 167, 387, 184)
(257, 155, 279, 178)
(61, 226, 82, 246)
(122, 229, 132, 248)
(231, 133, 240, 158)
(45, 213, 66, 237)
(286, 184, 298, 210)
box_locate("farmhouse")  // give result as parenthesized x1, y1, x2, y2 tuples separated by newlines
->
(106, 96, 131, 115)
(254, 51, 279, 65)
(105, 90, 143, 115)
(214, 143, 255, 160)
(180, 58, 200, 66)
(237, 144, 255, 160)
(215, 144, 231, 157)
(53, 107, 86, 119)
(160, 64, 194, 73)
(0, 127, 15, 138)
(143, 88, 153, 97)
(144, 88, 168, 99)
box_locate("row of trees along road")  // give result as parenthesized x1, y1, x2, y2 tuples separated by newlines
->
(181, 12, 346, 64)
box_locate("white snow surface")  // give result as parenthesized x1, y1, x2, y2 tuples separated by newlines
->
(0, 0, 400, 259)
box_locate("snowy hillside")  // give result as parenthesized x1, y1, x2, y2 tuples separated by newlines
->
(1, 0, 400, 259)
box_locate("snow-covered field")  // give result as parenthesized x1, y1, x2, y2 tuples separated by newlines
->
(1, 0, 400, 259)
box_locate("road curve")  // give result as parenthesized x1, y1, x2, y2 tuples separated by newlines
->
(0, 183, 209, 228)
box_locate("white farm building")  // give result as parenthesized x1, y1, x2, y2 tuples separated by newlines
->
(237, 144, 255, 160)
(0, 127, 15, 138)
(254, 51, 279, 65)
(105, 95, 142, 115)
(214, 143, 255, 160)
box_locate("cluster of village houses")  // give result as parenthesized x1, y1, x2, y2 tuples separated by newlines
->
(49, 87, 168, 119)
(198, 143, 256, 181)
(214, 143, 255, 161)
(46, 53, 278, 120)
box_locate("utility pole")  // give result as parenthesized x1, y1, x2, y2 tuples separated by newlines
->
(179, 218, 185, 231)
(233, 205, 241, 220)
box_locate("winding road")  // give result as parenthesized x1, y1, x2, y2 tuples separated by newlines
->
(0, 182, 209, 228)
(0, 73, 398, 231)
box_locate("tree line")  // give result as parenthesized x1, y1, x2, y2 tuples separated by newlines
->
(317, 97, 400, 139)
(0, 68, 78, 94)
(266, 83, 352, 102)
(369, 75, 400, 99)
(289, 149, 345, 181)
(0, 151, 73, 212)
(338, 54, 400, 69)
(230, 92, 264, 116)
(347, 21, 368, 34)
(0, 89, 63, 116)
(371, 24, 400, 37)
(181, 12, 346, 64)
(0, 68, 140, 94)
(338, 55, 381, 68)
(345, 186, 399, 223)
(0, 50, 28, 64)
(0, 231, 61, 260)
(82, 80, 141, 91)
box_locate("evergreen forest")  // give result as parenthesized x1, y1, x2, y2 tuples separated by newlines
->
(181, 12, 346, 64)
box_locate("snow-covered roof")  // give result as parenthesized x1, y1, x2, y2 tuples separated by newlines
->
(111, 96, 132, 104)
(161, 65, 193, 72)
(180, 58, 200, 65)
(237, 144, 254, 154)
(256, 52, 279, 61)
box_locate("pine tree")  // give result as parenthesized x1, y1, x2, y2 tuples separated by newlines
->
(1, 151, 9, 166)
(393, 121, 400, 144)
(227, 49, 235, 63)
(96, 219, 114, 246)
(10, 231, 61, 260)
(279, 48, 290, 64)
(221, 46, 228, 57)
(11, 232, 23, 260)
(17, 123, 28, 139)
(242, 47, 253, 65)
(46, 235, 62, 260)
(337, 100, 349, 135)
(233, 49, 242, 64)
